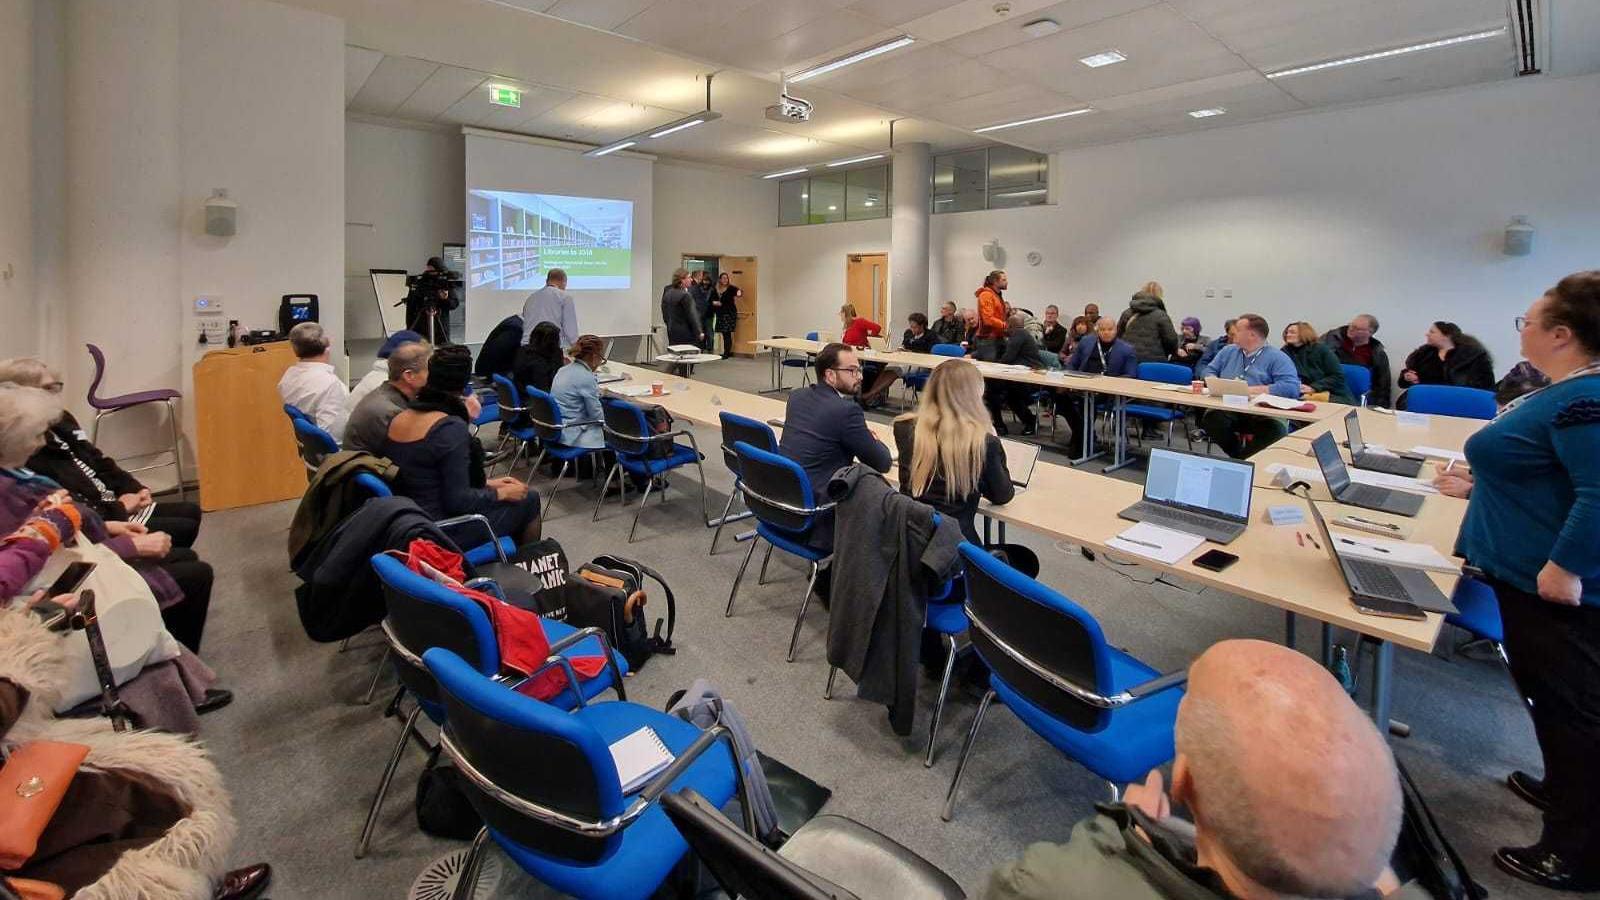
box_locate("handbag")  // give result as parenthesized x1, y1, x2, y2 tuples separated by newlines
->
(2, 878, 66, 900)
(0, 741, 92, 870)
(30, 541, 184, 712)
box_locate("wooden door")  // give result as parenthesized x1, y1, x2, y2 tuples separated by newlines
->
(721, 256, 759, 356)
(846, 253, 889, 325)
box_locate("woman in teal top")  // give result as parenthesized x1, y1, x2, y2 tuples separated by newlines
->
(1450, 271, 1600, 891)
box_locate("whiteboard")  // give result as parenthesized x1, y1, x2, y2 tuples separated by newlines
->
(370, 269, 411, 337)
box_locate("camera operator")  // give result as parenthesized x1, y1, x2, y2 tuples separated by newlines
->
(403, 256, 462, 344)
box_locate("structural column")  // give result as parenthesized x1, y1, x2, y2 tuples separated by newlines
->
(891, 141, 931, 317)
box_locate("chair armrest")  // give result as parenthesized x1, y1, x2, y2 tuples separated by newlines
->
(545, 625, 628, 703)
(525, 654, 588, 709)
(633, 724, 735, 811)
(491, 669, 530, 692)
(1108, 670, 1188, 707)
(437, 514, 507, 564)
(465, 577, 508, 602)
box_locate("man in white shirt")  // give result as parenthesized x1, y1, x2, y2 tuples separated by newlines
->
(520, 269, 579, 349)
(277, 321, 350, 442)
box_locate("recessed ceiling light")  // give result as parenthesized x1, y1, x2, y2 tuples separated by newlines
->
(789, 36, 916, 83)
(1079, 50, 1126, 68)
(1021, 18, 1060, 39)
(588, 140, 636, 158)
(826, 153, 885, 167)
(762, 167, 809, 179)
(1266, 27, 1506, 79)
(649, 117, 708, 138)
(973, 107, 1092, 133)
(1188, 107, 1226, 118)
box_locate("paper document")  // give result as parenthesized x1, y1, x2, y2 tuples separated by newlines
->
(1329, 531, 1461, 574)
(1149, 383, 1195, 393)
(1108, 522, 1206, 565)
(609, 727, 675, 794)
(1409, 445, 1466, 464)
(977, 363, 1033, 374)
(1395, 411, 1432, 429)
(1252, 394, 1310, 411)
(1265, 463, 1438, 496)
(608, 384, 667, 398)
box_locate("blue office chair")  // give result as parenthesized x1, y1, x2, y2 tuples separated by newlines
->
(725, 441, 834, 662)
(490, 374, 540, 476)
(1400, 385, 1496, 420)
(1446, 577, 1509, 666)
(777, 331, 820, 389)
(523, 386, 606, 511)
(1341, 364, 1373, 407)
(1124, 362, 1195, 450)
(356, 554, 627, 858)
(942, 542, 1187, 821)
(709, 412, 778, 555)
(902, 368, 931, 406)
(931, 343, 966, 358)
(424, 646, 749, 900)
(283, 403, 309, 422)
(291, 416, 340, 473)
(595, 397, 711, 543)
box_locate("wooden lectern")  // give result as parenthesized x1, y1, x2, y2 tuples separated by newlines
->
(193, 343, 309, 511)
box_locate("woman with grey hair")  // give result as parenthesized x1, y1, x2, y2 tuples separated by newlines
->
(0, 356, 204, 547)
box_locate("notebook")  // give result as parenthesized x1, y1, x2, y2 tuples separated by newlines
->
(609, 726, 675, 794)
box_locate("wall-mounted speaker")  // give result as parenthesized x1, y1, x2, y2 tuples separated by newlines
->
(1503, 215, 1533, 256)
(205, 189, 237, 237)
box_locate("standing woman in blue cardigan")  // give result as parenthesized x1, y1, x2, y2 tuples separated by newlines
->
(1450, 271, 1600, 892)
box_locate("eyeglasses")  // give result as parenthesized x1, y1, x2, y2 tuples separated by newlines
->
(1514, 316, 1534, 333)
(832, 365, 862, 375)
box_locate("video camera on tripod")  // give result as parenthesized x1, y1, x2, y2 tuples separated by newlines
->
(398, 260, 463, 343)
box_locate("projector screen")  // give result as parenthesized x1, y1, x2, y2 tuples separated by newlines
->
(464, 131, 653, 343)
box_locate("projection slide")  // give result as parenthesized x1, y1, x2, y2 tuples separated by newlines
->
(467, 191, 633, 291)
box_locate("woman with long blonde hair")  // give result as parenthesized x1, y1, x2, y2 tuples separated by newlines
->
(893, 359, 1014, 544)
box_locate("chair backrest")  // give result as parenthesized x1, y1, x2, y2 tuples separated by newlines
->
(1402, 385, 1496, 420)
(1138, 361, 1192, 385)
(283, 403, 309, 421)
(805, 331, 819, 341)
(1340, 364, 1372, 405)
(84, 343, 108, 404)
(292, 416, 340, 468)
(734, 441, 820, 535)
(352, 472, 392, 498)
(491, 373, 523, 415)
(371, 554, 499, 710)
(661, 790, 847, 900)
(601, 397, 655, 458)
(719, 412, 778, 475)
(931, 343, 966, 358)
(522, 386, 568, 445)
(959, 542, 1115, 732)
(424, 646, 627, 864)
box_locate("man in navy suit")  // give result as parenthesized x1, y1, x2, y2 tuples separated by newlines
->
(779, 343, 893, 550)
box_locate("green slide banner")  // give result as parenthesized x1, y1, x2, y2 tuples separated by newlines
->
(543, 247, 630, 276)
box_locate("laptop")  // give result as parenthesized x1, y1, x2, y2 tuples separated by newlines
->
(1305, 496, 1451, 618)
(865, 335, 891, 352)
(1344, 411, 1423, 477)
(1311, 432, 1424, 517)
(1204, 376, 1250, 397)
(999, 437, 1040, 491)
(1118, 448, 1253, 544)
(815, 331, 836, 344)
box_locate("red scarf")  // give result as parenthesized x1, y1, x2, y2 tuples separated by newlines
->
(403, 540, 606, 701)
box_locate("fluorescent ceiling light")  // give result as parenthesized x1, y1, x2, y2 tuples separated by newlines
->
(789, 36, 915, 82)
(974, 107, 1092, 133)
(801, 192, 808, 198)
(991, 188, 1046, 199)
(1267, 27, 1506, 78)
(1188, 107, 1226, 118)
(763, 167, 809, 179)
(826, 153, 885, 167)
(1079, 50, 1126, 68)
(587, 140, 636, 158)
(650, 117, 708, 138)
(828, 205, 838, 211)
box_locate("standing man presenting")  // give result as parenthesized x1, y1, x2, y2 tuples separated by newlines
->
(689, 270, 715, 352)
(973, 271, 1009, 359)
(520, 269, 579, 350)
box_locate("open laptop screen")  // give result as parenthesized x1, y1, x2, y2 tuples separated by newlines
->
(1311, 432, 1352, 495)
(998, 438, 1040, 487)
(1143, 449, 1253, 521)
(1345, 410, 1366, 454)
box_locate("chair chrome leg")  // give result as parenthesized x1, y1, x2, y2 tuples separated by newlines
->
(824, 666, 838, 700)
(356, 705, 421, 858)
(757, 542, 774, 585)
(592, 463, 619, 521)
(452, 828, 490, 900)
(941, 689, 995, 822)
(924, 635, 959, 768)
(361, 647, 392, 704)
(787, 561, 821, 662)
(1106, 781, 1122, 803)
(166, 398, 186, 501)
(91, 409, 104, 443)
(709, 488, 737, 555)
(726, 536, 759, 617)
(694, 461, 712, 524)
(524, 448, 547, 486)
(627, 474, 654, 543)
(542, 460, 568, 511)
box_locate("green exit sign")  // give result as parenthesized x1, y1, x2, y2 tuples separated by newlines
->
(490, 87, 521, 108)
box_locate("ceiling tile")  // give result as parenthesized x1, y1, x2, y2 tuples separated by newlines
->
(347, 55, 441, 116)
(543, 0, 658, 30)
(1268, 35, 1513, 107)
(486, 0, 561, 12)
(439, 82, 573, 126)
(394, 65, 489, 120)
(920, 82, 1075, 128)
(997, 110, 1156, 149)
(344, 45, 384, 103)
(847, 0, 963, 28)
(942, 0, 1157, 57)
(1113, 77, 1303, 128)
(802, 43, 946, 93)
(851, 57, 1014, 111)
(724, 11, 895, 73)
(616, 0, 768, 50)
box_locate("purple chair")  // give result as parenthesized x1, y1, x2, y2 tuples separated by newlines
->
(85, 343, 186, 501)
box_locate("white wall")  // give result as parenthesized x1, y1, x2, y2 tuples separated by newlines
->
(0, 0, 36, 360)
(775, 72, 1600, 386)
(345, 119, 463, 339)
(652, 161, 778, 341)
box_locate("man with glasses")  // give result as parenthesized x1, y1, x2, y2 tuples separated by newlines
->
(779, 343, 893, 550)
(1322, 313, 1393, 407)
(345, 339, 431, 453)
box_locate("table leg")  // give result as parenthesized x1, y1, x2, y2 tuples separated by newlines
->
(1320, 623, 1333, 667)
(983, 516, 992, 546)
(1069, 390, 1106, 466)
(1372, 639, 1397, 731)
(998, 521, 1007, 543)
(1105, 397, 1138, 473)
(759, 347, 788, 394)
(1284, 611, 1296, 649)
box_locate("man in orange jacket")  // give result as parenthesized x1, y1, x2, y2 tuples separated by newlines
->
(975, 270, 1009, 340)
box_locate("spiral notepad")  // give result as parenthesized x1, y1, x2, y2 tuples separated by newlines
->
(609, 727, 674, 794)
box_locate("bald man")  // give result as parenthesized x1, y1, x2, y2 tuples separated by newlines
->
(985, 640, 1427, 900)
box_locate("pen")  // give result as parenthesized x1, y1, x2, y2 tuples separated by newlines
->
(1296, 532, 1305, 548)
(1340, 538, 1387, 553)
(1306, 532, 1321, 550)
(1443, 459, 1455, 474)
(1119, 537, 1162, 549)
(1348, 515, 1399, 531)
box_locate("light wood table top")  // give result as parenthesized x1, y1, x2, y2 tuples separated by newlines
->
(606, 362, 1445, 652)
(1279, 406, 1487, 456)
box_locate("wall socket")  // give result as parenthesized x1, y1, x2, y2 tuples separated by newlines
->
(1222, 289, 1233, 299)
(1204, 289, 1216, 298)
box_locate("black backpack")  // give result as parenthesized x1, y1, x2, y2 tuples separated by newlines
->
(572, 554, 677, 671)
(1391, 759, 1486, 899)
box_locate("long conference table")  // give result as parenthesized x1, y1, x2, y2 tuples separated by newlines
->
(602, 361, 1487, 728)
(752, 337, 1352, 472)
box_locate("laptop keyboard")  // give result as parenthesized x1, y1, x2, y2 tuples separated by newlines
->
(1343, 484, 1390, 505)
(1138, 503, 1242, 534)
(1347, 558, 1406, 599)
(1356, 453, 1419, 476)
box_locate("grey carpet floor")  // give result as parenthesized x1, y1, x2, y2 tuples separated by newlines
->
(193, 355, 1583, 898)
